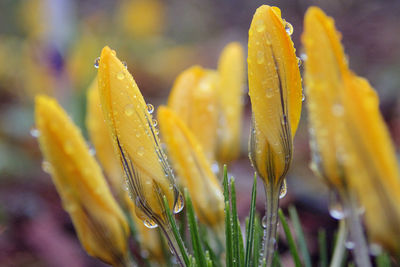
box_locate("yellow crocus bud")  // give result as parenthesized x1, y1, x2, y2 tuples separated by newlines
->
(35, 95, 129, 266)
(248, 5, 302, 188)
(158, 106, 224, 227)
(303, 7, 400, 255)
(167, 66, 219, 163)
(248, 6, 302, 265)
(97, 46, 181, 228)
(216, 42, 245, 163)
(86, 77, 165, 262)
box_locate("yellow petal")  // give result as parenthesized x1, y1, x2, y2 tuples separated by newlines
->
(158, 106, 224, 226)
(248, 5, 302, 186)
(216, 42, 245, 163)
(86, 76, 124, 193)
(97, 46, 178, 225)
(302, 7, 348, 188)
(35, 95, 129, 265)
(167, 65, 219, 162)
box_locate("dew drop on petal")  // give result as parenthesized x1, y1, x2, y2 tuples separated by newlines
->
(147, 103, 154, 114)
(329, 191, 346, 220)
(94, 57, 100, 68)
(332, 103, 344, 117)
(117, 71, 125, 80)
(302, 93, 306, 102)
(257, 51, 265, 64)
(285, 21, 293, 35)
(137, 146, 145, 157)
(30, 127, 40, 138)
(173, 192, 184, 214)
(124, 104, 134, 116)
(152, 119, 158, 127)
(41, 161, 53, 174)
(143, 219, 158, 229)
(122, 61, 127, 69)
(297, 57, 302, 68)
(255, 19, 266, 32)
(266, 87, 274, 98)
(279, 179, 287, 199)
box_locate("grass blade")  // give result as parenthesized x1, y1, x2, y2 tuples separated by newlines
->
(288, 205, 311, 267)
(278, 209, 302, 267)
(231, 178, 241, 266)
(245, 173, 257, 267)
(253, 216, 262, 267)
(184, 189, 207, 267)
(318, 228, 328, 267)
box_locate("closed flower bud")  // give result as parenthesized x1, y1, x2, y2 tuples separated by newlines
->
(35, 95, 129, 266)
(216, 42, 245, 163)
(158, 106, 224, 226)
(167, 65, 219, 163)
(97, 46, 180, 228)
(303, 7, 400, 255)
(248, 5, 302, 187)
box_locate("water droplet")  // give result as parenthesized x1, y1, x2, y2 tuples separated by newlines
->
(88, 146, 96, 156)
(143, 219, 158, 229)
(111, 50, 117, 56)
(332, 103, 344, 117)
(30, 127, 40, 138)
(94, 57, 100, 68)
(117, 71, 125, 80)
(345, 240, 355, 250)
(297, 57, 302, 68)
(328, 191, 346, 220)
(284, 21, 293, 35)
(147, 103, 154, 114)
(41, 161, 53, 173)
(266, 87, 274, 98)
(122, 61, 127, 69)
(300, 53, 308, 61)
(257, 51, 265, 64)
(302, 93, 306, 102)
(137, 146, 145, 156)
(261, 215, 267, 229)
(152, 119, 158, 127)
(279, 179, 287, 199)
(124, 104, 134, 116)
(255, 19, 266, 32)
(154, 129, 159, 135)
(135, 132, 141, 138)
(173, 192, 184, 214)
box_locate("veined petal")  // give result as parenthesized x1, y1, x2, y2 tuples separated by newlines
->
(248, 5, 302, 185)
(167, 65, 219, 162)
(35, 95, 129, 265)
(158, 106, 224, 226)
(216, 42, 245, 163)
(302, 7, 349, 188)
(97, 46, 178, 225)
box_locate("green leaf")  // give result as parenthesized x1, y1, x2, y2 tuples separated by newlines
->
(376, 252, 392, 267)
(230, 178, 241, 266)
(225, 200, 233, 267)
(278, 209, 302, 267)
(184, 188, 207, 267)
(318, 228, 328, 267)
(245, 173, 257, 267)
(288, 205, 311, 267)
(253, 216, 262, 267)
(162, 195, 191, 266)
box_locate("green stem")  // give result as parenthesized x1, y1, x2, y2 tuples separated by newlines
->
(330, 219, 347, 267)
(260, 183, 281, 267)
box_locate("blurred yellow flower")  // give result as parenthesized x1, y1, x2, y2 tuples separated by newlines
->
(303, 7, 400, 255)
(167, 65, 219, 162)
(35, 95, 129, 266)
(158, 106, 224, 226)
(216, 42, 245, 163)
(97, 46, 181, 227)
(117, 0, 165, 38)
(248, 5, 302, 187)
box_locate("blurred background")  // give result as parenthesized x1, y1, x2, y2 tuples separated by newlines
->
(0, 0, 399, 266)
